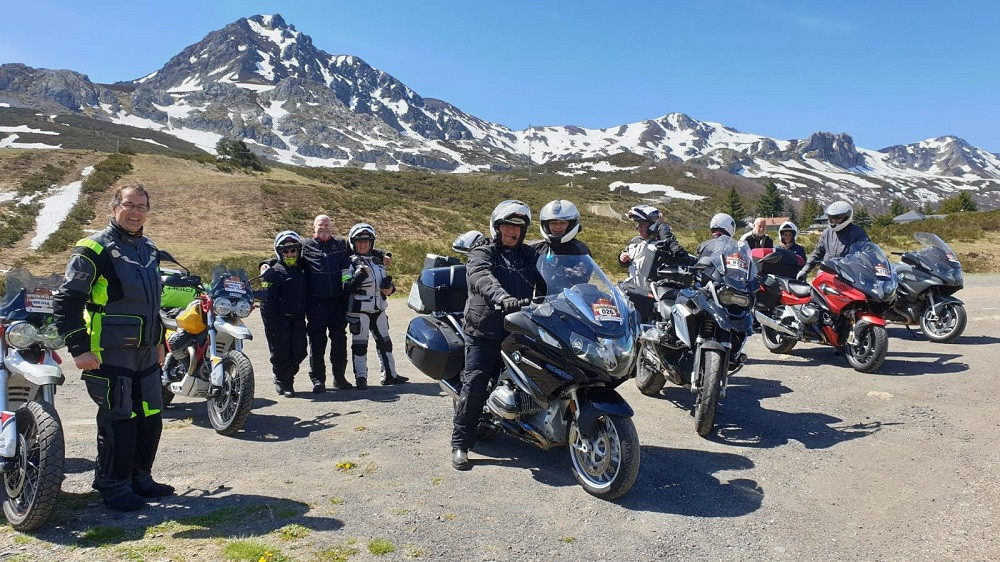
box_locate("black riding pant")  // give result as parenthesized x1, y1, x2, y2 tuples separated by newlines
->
(263, 313, 308, 386)
(82, 362, 163, 500)
(306, 298, 348, 385)
(451, 336, 504, 451)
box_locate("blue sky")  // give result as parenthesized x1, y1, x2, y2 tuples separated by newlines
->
(4, 1, 998, 152)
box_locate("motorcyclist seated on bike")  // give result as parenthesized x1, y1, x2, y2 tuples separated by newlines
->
(451, 200, 541, 471)
(797, 201, 870, 281)
(696, 213, 753, 371)
(530, 199, 593, 294)
(619, 204, 694, 324)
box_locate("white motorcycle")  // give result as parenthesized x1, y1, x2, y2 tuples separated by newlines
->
(0, 269, 66, 530)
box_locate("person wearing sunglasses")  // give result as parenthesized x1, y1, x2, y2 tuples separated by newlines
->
(53, 182, 174, 512)
(260, 231, 309, 397)
(797, 201, 870, 281)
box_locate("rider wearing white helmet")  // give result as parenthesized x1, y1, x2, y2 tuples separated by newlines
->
(451, 200, 542, 471)
(260, 230, 309, 397)
(778, 220, 806, 263)
(798, 201, 870, 280)
(696, 213, 738, 257)
(531, 199, 591, 256)
(342, 223, 405, 388)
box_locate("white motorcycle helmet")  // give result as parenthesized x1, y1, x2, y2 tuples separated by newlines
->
(489, 199, 531, 244)
(778, 220, 798, 241)
(709, 213, 736, 237)
(273, 230, 302, 261)
(539, 199, 581, 244)
(452, 230, 485, 255)
(348, 223, 376, 252)
(825, 201, 853, 232)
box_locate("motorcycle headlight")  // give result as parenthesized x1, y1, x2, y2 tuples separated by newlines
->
(212, 298, 235, 316)
(570, 331, 633, 374)
(233, 299, 253, 318)
(40, 324, 64, 349)
(717, 287, 752, 308)
(5, 321, 38, 349)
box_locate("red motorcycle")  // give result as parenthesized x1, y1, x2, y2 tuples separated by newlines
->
(753, 242, 898, 373)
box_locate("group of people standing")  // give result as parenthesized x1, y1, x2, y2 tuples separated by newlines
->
(258, 214, 408, 398)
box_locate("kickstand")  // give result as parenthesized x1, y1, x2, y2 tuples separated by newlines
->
(905, 325, 921, 339)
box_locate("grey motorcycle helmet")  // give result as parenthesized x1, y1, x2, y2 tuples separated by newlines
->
(452, 230, 485, 255)
(539, 199, 581, 244)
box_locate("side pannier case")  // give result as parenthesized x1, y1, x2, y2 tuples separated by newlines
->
(405, 316, 464, 380)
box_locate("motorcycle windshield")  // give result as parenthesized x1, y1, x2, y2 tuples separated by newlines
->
(913, 232, 963, 284)
(1, 269, 64, 325)
(210, 266, 254, 304)
(828, 241, 898, 302)
(708, 236, 757, 294)
(533, 253, 637, 378)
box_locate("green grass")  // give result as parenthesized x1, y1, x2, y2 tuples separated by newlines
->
(315, 543, 359, 561)
(79, 524, 135, 546)
(221, 539, 288, 561)
(276, 523, 311, 541)
(367, 538, 396, 555)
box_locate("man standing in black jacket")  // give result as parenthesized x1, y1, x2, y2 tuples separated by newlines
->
(452, 200, 540, 471)
(300, 215, 353, 392)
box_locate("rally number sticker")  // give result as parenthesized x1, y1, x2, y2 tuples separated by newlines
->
(592, 298, 623, 323)
(25, 289, 54, 314)
(726, 253, 749, 274)
(874, 264, 891, 278)
(223, 276, 247, 294)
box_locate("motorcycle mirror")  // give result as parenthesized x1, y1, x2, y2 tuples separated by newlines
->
(158, 249, 189, 274)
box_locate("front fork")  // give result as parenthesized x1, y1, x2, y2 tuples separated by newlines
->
(0, 366, 14, 468)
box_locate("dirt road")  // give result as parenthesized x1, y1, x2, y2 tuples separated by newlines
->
(1, 276, 998, 560)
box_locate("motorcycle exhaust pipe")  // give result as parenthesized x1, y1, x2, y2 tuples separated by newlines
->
(754, 310, 799, 337)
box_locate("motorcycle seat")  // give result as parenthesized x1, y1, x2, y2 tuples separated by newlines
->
(777, 277, 812, 297)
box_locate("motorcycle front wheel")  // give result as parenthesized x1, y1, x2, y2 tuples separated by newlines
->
(845, 324, 888, 373)
(567, 413, 640, 500)
(694, 349, 724, 436)
(920, 302, 967, 343)
(2, 400, 64, 531)
(635, 344, 666, 395)
(761, 325, 797, 354)
(207, 350, 255, 436)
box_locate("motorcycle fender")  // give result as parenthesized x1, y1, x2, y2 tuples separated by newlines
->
(575, 387, 633, 439)
(209, 356, 225, 387)
(853, 313, 886, 341)
(214, 317, 253, 341)
(4, 352, 64, 386)
(933, 295, 964, 307)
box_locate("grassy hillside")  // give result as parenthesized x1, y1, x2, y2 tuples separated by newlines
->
(2, 150, 999, 295)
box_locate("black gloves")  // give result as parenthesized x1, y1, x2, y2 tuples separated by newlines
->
(500, 296, 522, 314)
(796, 267, 810, 281)
(380, 275, 394, 290)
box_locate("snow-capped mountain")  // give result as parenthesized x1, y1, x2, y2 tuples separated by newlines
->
(2, 13, 999, 210)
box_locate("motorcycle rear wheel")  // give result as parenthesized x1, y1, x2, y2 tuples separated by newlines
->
(761, 325, 797, 354)
(694, 349, 724, 437)
(845, 324, 888, 373)
(2, 401, 64, 531)
(207, 351, 255, 436)
(567, 414, 640, 500)
(920, 302, 967, 343)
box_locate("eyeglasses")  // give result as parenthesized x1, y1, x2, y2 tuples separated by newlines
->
(118, 203, 149, 213)
(280, 248, 299, 254)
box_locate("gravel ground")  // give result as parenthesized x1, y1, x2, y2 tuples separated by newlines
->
(1, 275, 998, 561)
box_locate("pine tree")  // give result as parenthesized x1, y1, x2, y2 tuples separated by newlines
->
(755, 181, 784, 218)
(800, 198, 823, 228)
(920, 201, 934, 215)
(939, 192, 978, 214)
(854, 207, 874, 229)
(785, 202, 799, 224)
(722, 188, 748, 227)
(889, 197, 909, 216)
(216, 138, 268, 172)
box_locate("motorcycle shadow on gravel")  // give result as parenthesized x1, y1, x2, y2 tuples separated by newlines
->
(468, 437, 579, 490)
(162, 397, 350, 442)
(748, 345, 968, 376)
(886, 327, 1000, 347)
(691, 376, 888, 449)
(308, 380, 446, 404)
(35, 489, 342, 546)
(620, 445, 763, 516)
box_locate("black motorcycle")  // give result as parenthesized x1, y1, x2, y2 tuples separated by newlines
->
(633, 236, 755, 436)
(886, 232, 966, 342)
(406, 252, 642, 500)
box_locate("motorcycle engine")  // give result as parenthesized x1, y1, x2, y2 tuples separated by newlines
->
(162, 354, 189, 383)
(487, 383, 542, 420)
(795, 304, 820, 325)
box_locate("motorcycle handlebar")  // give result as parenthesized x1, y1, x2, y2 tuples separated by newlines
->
(493, 297, 540, 311)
